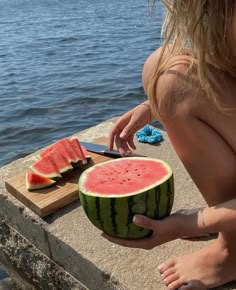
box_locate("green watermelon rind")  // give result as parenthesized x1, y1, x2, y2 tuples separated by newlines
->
(78, 157, 174, 239)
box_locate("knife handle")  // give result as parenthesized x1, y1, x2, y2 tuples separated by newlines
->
(104, 150, 122, 158)
(103, 150, 146, 158)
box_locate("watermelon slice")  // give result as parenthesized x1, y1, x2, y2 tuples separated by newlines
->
(46, 150, 73, 174)
(26, 172, 56, 190)
(39, 145, 53, 159)
(39, 138, 81, 164)
(70, 137, 87, 164)
(81, 145, 91, 160)
(59, 138, 81, 163)
(79, 157, 174, 239)
(30, 155, 61, 179)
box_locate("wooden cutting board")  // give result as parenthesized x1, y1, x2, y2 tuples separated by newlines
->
(5, 138, 113, 217)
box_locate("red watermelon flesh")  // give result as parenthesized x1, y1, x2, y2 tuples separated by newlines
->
(81, 145, 91, 159)
(70, 138, 87, 164)
(40, 138, 81, 164)
(46, 150, 73, 174)
(30, 155, 61, 179)
(58, 138, 81, 163)
(39, 142, 72, 164)
(26, 172, 56, 190)
(83, 158, 169, 195)
(39, 145, 53, 159)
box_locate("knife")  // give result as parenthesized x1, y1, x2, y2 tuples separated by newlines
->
(80, 141, 145, 158)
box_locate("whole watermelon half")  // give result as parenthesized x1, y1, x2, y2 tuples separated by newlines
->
(78, 157, 174, 239)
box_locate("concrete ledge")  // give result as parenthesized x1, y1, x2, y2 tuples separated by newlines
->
(0, 220, 86, 290)
(1, 118, 236, 290)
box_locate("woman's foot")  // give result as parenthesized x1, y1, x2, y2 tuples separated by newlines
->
(158, 235, 236, 289)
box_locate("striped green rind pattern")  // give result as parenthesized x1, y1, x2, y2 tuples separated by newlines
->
(79, 173, 174, 239)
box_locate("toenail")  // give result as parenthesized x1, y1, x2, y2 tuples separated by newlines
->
(164, 278, 168, 284)
(158, 263, 165, 270)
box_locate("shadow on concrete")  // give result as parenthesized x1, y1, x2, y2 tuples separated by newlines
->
(44, 200, 81, 224)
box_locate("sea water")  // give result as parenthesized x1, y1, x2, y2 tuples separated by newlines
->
(0, 0, 163, 167)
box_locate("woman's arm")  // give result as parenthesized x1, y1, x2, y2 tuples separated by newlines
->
(200, 198, 236, 234)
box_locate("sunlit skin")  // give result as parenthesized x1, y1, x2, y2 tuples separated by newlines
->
(105, 5, 236, 290)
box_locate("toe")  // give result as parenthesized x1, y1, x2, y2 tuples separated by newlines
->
(167, 278, 185, 290)
(161, 267, 176, 280)
(158, 257, 177, 273)
(163, 273, 180, 287)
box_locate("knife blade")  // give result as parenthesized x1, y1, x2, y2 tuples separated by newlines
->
(80, 141, 145, 158)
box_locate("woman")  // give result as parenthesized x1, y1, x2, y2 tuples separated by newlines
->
(104, 1, 236, 289)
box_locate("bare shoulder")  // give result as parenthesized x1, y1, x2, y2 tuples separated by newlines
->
(142, 46, 197, 120)
(142, 45, 194, 89)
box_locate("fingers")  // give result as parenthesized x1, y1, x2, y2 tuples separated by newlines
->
(119, 124, 137, 140)
(108, 119, 131, 151)
(109, 125, 136, 155)
(109, 124, 137, 154)
(108, 131, 115, 151)
(108, 105, 149, 152)
(114, 135, 137, 156)
(133, 215, 157, 230)
(101, 215, 157, 249)
(101, 216, 163, 249)
(127, 136, 136, 151)
(115, 135, 132, 156)
(108, 123, 123, 151)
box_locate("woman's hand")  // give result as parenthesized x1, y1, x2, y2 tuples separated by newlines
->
(102, 213, 186, 250)
(109, 102, 153, 156)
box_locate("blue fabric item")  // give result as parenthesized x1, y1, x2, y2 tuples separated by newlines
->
(136, 125, 163, 144)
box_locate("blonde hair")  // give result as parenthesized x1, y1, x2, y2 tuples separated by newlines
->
(147, 0, 235, 115)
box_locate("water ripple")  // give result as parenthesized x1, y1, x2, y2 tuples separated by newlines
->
(0, 0, 163, 166)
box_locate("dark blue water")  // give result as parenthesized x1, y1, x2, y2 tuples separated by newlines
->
(0, 268, 8, 279)
(0, 0, 163, 166)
